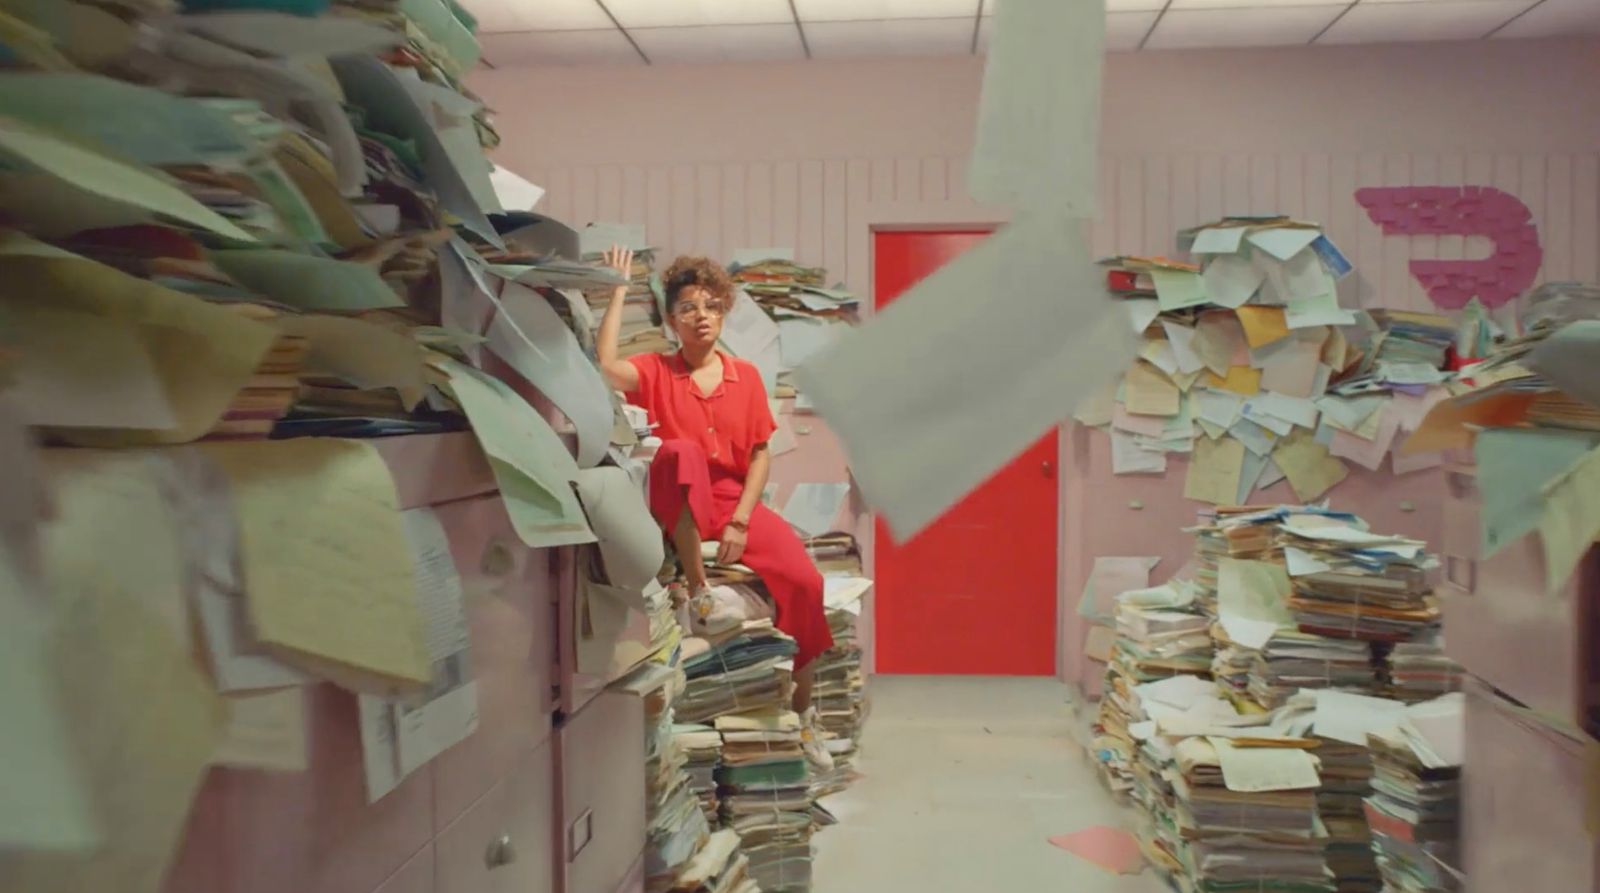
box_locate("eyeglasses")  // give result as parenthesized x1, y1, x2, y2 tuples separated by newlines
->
(671, 300, 727, 320)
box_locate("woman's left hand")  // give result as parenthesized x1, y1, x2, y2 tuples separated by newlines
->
(717, 525, 748, 566)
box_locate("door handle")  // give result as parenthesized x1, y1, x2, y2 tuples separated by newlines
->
(1041, 461, 1055, 479)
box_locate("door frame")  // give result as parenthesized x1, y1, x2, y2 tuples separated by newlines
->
(845, 200, 1069, 677)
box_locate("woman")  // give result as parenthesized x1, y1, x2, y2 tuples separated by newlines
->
(596, 247, 834, 768)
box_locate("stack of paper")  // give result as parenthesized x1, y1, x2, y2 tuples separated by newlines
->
(1364, 713, 1463, 892)
(674, 723, 726, 824)
(670, 828, 761, 893)
(580, 237, 670, 359)
(1250, 631, 1381, 709)
(1278, 521, 1440, 643)
(622, 665, 711, 893)
(714, 711, 815, 893)
(813, 569, 871, 797)
(678, 622, 797, 724)
(724, 253, 858, 396)
(1381, 636, 1464, 703)
(1168, 736, 1334, 893)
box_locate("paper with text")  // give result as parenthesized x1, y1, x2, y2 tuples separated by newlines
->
(1185, 436, 1246, 506)
(1272, 429, 1349, 501)
(1208, 738, 1321, 792)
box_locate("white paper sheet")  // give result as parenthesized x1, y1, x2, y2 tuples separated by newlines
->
(1161, 320, 1208, 374)
(1125, 298, 1161, 334)
(489, 164, 545, 211)
(1191, 226, 1249, 254)
(1111, 430, 1167, 474)
(1312, 690, 1406, 746)
(1246, 227, 1321, 262)
(719, 289, 782, 394)
(782, 482, 851, 538)
(967, 0, 1105, 215)
(796, 213, 1139, 539)
(1283, 545, 1333, 577)
(1200, 254, 1264, 308)
(1229, 418, 1278, 456)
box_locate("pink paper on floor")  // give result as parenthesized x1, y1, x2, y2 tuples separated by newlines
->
(1048, 825, 1146, 875)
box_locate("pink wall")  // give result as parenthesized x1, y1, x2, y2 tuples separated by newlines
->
(471, 39, 1600, 680)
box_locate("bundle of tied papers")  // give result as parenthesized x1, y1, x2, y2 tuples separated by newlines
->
(714, 711, 817, 893)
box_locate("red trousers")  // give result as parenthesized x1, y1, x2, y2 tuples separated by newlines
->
(647, 440, 833, 670)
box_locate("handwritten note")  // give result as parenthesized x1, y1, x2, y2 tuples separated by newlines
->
(201, 439, 432, 691)
(1124, 360, 1180, 416)
(1272, 429, 1349, 501)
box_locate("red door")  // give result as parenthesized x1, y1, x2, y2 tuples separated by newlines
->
(872, 230, 1060, 675)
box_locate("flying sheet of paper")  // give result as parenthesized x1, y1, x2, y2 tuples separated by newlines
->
(1161, 320, 1208, 374)
(1230, 417, 1278, 457)
(1141, 337, 1179, 376)
(579, 221, 649, 255)
(769, 418, 799, 457)
(1544, 446, 1600, 592)
(1235, 306, 1290, 349)
(1125, 298, 1161, 334)
(11, 449, 226, 893)
(0, 115, 256, 241)
(210, 248, 404, 312)
(1191, 226, 1249, 255)
(795, 213, 1139, 539)
(1124, 360, 1181, 416)
(1474, 428, 1600, 557)
(329, 55, 501, 247)
(1285, 289, 1357, 328)
(1199, 254, 1263, 309)
(200, 438, 432, 691)
(967, 0, 1104, 215)
(783, 482, 852, 538)
(1073, 382, 1117, 427)
(3, 234, 277, 445)
(1236, 450, 1271, 503)
(1246, 391, 1320, 430)
(1273, 429, 1350, 501)
(436, 361, 593, 549)
(276, 313, 428, 409)
(394, 69, 499, 216)
(1185, 436, 1246, 506)
(1112, 402, 1168, 437)
(1081, 556, 1160, 620)
(1151, 268, 1210, 312)
(1524, 320, 1600, 411)
(1192, 313, 1240, 375)
(1217, 557, 1293, 648)
(214, 687, 309, 772)
(490, 164, 544, 211)
(6, 304, 177, 431)
(1111, 430, 1167, 474)
(573, 466, 664, 592)
(1194, 389, 1245, 429)
(1257, 338, 1324, 399)
(720, 289, 782, 393)
(1246, 227, 1321, 262)
(483, 279, 615, 468)
(1207, 738, 1321, 793)
(1312, 690, 1406, 746)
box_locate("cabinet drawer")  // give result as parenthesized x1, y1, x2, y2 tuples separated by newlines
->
(375, 845, 435, 893)
(436, 740, 556, 893)
(1463, 682, 1599, 891)
(556, 691, 646, 893)
(432, 495, 558, 830)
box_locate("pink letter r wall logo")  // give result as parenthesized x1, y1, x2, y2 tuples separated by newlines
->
(1353, 186, 1542, 309)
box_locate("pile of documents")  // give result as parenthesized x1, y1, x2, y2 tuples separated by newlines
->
(678, 622, 798, 724)
(675, 723, 727, 824)
(813, 573, 872, 797)
(715, 712, 816, 892)
(584, 241, 670, 359)
(625, 665, 711, 892)
(722, 251, 859, 398)
(1381, 636, 1464, 703)
(1278, 521, 1441, 642)
(1084, 217, 1460, 500)
(1250, 631, 1382, 710)
(1364, 702, 1463, 893)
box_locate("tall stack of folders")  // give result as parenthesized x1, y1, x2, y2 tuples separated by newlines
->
(809, 532, 873, 796)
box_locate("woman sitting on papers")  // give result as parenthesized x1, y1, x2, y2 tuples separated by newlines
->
(598, 247, 834, 763)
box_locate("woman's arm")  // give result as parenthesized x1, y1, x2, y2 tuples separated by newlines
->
(596, 245, 640, 392)
(717, 443, 771, 565)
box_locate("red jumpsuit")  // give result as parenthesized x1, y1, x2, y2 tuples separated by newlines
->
(627, 351, 833, 670)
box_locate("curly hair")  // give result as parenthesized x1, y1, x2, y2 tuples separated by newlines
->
(662, 255, 734, 311)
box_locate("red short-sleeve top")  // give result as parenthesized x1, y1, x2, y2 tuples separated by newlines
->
(626, 351, 777, 481)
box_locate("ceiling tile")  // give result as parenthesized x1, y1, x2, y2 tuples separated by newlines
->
(464, 0, 614, 33)
(630, 23, 807, 62)
(1107, 10, 1159, 48)
(1146, 5, 1344, 48)
(605, 0, 795, 28)
(805, 16, 976, 56)
(1107, 0, 1168, 10)
(1167, 0, 1347, 8)
(1492, 0, 1600, 37)
(795, 0, 981, 23)
(478, 29, 642, 66)
(1320, 0, 1533, 43)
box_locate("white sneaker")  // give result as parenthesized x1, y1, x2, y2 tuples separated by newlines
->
(688, 585, 743, 636)
(800, 707, 835, 773)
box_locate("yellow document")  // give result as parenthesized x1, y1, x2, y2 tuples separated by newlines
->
(1, 233, 276, 444)
(1208, 737, 1321, 793)
(6, 304, 177, 430)
(434, 357, 596, 547)
(1207, 365, 1262, 396)
(1185, 435, 1246, 506)
(1272, 429, 1349, 501)
(201, 438, 432, 691)
(1235, 305, 1290, 349)
(1123, 359, 1180, 417)
(276, 314, 427, 409)
(3, 449, 225, 893)
(214, 687, 309, 773)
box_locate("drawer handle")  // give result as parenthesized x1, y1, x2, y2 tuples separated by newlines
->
(484, 834, 516, 869)
(480, 540, 516, 578)
(567, 809, 593, 861)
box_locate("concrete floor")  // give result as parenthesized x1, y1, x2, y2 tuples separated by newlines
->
(812, 676, 1169, 892)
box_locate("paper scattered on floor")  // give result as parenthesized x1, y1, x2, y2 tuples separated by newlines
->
(1047, 825, 1145, 875)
